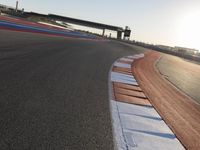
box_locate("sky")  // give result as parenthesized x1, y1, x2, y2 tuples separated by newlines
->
(1, 0, 200, 50)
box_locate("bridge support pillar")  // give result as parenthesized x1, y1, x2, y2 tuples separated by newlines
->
(117, 31, 122, 39)
(102, 29, 105, 36)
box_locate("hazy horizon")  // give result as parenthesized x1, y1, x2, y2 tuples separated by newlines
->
(1, 0, 200, 51)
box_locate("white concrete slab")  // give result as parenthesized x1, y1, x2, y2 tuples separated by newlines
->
(112, 72, 135, 79)
(110, 100, 127, 150)
(120, 58, 134, 62)
(127, 54, 144, 59)
(111, 72, 138, 86)
(111, 101, 185, 150)
(111, 78, 139, 86)
(114, 62, 131, 69)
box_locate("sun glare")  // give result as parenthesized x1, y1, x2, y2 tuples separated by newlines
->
(178, 12, 200, 51)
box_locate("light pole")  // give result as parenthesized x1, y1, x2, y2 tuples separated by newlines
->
(15, 1, 19, 12)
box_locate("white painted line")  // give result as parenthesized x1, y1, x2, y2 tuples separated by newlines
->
(112, 72, 135, 79)
(111, 78, 139, 86)
(114, 62, 131, 69)
(126, 56, 136, 59)
(120, 58, 134, 62)
(111, 72, 138, 86)
(127, 54, 144, 59)
(38, 21, 71, 30)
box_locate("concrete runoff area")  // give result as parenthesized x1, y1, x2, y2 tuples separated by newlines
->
(109, 55, 184, 150)
(157, 54, 200, 104)
(0, 30, 146, 150)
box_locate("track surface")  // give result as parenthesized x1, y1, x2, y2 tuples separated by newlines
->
(0, 15, 97, 39)
(133, 51, 200, 150)
(0, 30, 146, 150)
(157, 54, 200, 104)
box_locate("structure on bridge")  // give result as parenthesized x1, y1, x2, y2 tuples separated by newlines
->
(24, 12, 131, 39)
(48, 14, 126, 39)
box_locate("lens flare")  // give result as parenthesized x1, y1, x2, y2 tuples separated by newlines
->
(178, 12, 200, 51)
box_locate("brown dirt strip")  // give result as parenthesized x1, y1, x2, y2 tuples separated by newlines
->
(117, 60, 133, 64)
(132, 51, 200, 150)
(114, 87, 146, 98)
(112, 66, 132, 72)
(113, 82, 142, 92)
(112, 70, 132, 75)
(114, 92, 151, 106)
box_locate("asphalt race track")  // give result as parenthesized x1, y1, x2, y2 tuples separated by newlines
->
(0, 30, 146, 150)
(0, 15, 97, 39)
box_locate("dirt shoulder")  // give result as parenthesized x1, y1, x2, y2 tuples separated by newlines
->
(132, 51, 200, 150)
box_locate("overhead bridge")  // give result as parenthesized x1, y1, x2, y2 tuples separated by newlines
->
(48, 14, 124, 39)
(24, 12, 129, 39)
